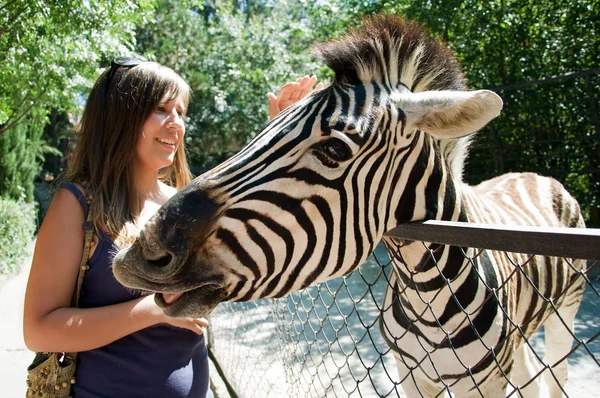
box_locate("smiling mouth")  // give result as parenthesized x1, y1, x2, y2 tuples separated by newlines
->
(156, 138, 176, 146)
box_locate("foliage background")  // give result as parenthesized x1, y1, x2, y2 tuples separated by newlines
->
(0, 198, 37, 273)
(0, 0, 598, 271)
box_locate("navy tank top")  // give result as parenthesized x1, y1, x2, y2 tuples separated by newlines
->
(62, 183, 212, 398)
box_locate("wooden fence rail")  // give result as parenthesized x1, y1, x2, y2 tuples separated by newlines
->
(385, 221, 600, 261)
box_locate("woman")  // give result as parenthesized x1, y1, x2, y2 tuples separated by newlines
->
(23, 56, 321, 397)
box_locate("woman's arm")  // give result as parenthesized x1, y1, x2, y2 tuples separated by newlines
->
(23, 188, 206, 353)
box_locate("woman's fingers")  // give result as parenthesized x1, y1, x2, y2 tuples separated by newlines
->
(298, 75, 318, 99)
(186, 318, 207, 335)
(268, 82, 300, 120)
(278, 81, 302, 101)
(268, 76, 325, 120)
(268, 92, 279, 120)
(191, 318, 208, 335)
(163, 315, 209, 335)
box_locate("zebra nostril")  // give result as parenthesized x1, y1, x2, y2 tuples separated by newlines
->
(147, 253, 173, 268)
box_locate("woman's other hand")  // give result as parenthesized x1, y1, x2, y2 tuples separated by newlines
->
(144, 295, 208, 335)
(268, 75, 324, 120)
(162, 314, 209, 335)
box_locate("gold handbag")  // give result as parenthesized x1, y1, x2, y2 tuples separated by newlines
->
(25, 196, 94, 398)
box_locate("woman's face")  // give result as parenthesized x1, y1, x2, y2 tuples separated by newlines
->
(135, 94, 186, 172)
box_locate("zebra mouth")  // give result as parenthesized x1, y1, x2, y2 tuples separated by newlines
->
(154, 284, 224, 318)
(159, 292, 185, 305)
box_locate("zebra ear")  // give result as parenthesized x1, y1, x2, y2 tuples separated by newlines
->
(395, 90, 503, 139)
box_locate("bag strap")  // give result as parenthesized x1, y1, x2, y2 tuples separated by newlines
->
(72, 194, 94, 308)
(63, 194, 94, 363)
(31, 193, 94, 368)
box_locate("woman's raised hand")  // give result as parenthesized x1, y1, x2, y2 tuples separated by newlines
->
(268, 75, 324, 120)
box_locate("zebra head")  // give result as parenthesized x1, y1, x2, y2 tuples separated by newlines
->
(113, 15, 502, 318)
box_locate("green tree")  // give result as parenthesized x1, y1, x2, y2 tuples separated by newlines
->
(0, 0, 155, 200)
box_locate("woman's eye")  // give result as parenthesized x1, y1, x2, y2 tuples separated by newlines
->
(320, 138, 352, 162)
(156, 106, 166, 112)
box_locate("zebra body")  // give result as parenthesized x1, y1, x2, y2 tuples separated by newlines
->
(113, 15, 586, 397)
(380, 171, 585, 397)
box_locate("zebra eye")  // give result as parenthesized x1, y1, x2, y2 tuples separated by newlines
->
(320, 138, 353, 162)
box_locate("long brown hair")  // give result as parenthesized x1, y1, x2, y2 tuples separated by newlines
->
(65, 61, 192, 242)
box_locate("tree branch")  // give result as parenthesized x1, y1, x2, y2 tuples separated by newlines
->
(0, 4, 28, 37)
(0, 86, 48, 135)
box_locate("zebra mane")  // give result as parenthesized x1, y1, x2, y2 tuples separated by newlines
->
(313, 14, 473, 180)
(312, 14, 467, 92)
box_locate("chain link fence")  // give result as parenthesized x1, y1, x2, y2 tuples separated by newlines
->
(207, 223, 600, 397)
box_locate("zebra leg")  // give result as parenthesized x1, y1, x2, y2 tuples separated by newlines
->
(395, 360, 443, 398)
(542, 311, 577, 397)
(543, 261, 585, 398)
(395, 359, 425, 398)
(398, 377, 445, 398)
(469, 376, 508, 398)
(399, 377, 426, 398)
(510, 343, 544, 397)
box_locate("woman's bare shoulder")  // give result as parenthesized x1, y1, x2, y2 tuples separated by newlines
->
(43, 185, 85, 226)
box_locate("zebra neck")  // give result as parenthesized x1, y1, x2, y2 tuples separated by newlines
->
(387, 187, 470, 280)
(387, 133, 471, 278)
(391, 133, 468, 225)
(381, 135, 494, 334)
(384, 199, 477, 321)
